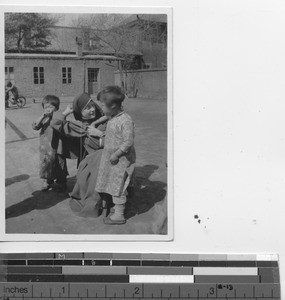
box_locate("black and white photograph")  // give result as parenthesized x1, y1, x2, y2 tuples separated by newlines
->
(3, 7, 172, 239)
(3, 0, 285, 295)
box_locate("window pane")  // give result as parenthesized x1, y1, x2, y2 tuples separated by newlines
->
(9, 67, 14, 73)
(5, 67, 7, 73)
(40, 73, 44, 78)
(40, 78, 44, 84)
(34, 73, 38, 79)
(68, 67, 71, 73)
(33, 67, 38, 72)
(67, 72, 71, 78)
(68, 78, 71, 84)
(34, 78, 38, 84)
(63, 78, 66, 84)
(88, 69, 98, 82)
(39, 67, 44, 72)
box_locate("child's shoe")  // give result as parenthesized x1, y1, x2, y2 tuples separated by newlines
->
(103, 214, 126, 225)
(41, 179, 53, 192)
(103, 204, 126, 225)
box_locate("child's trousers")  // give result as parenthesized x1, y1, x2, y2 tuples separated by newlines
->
(54, 154, 68, 184)
(112, 190, 127, 205)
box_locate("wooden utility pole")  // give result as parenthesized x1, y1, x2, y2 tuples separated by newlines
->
(83, 58, 86, 93)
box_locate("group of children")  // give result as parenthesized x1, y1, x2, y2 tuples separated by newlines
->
(32, 86, 135, 225)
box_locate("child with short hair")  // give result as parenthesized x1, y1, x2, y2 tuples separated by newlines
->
(32, 95, 68, 192)
(95, 86, 136, 225)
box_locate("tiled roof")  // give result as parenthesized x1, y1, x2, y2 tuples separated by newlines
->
(10, 26, 142, 56)
(6, 22, 151, 56)
(5, 53, 123, 60)
(47, 26, 78, 53)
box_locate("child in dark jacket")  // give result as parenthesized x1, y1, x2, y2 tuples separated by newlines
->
(32, 95, 68, 192)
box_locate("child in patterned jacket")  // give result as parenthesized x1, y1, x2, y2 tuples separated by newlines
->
(95, 86, 136, 225)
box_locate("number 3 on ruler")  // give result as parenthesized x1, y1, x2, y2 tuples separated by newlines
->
(209, 287, 215, 295)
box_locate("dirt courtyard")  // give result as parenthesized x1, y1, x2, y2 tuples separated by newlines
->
(5, 96, 168, 236)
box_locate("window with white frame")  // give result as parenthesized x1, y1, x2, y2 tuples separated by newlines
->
(62, 67, 72, 84)
(33, 67, 44, 84)
(5, 67, 14, 83)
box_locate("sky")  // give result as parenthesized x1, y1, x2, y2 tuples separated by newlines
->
(50, 13, 79, 26)
(50, 13, 130, 27)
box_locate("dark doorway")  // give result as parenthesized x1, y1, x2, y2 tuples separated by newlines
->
(87, 68, 99, 95)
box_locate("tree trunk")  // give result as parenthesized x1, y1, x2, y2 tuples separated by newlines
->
(17, 27, 22, 53)
(83, 59, 86, 93)
(124, 70, 128, 92)
(17, 38, 22, 53)
(118, 60, 124, 89)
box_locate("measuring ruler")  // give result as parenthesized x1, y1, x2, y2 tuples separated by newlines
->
(0, 253, 280, 299)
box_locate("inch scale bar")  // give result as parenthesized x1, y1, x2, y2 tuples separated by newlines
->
(0, 253, 281, 300)
(0, 282, 281, 299)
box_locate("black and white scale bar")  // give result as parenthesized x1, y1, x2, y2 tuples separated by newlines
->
(0, 259, 280, 268)
(0, 283, 281, 299)
(0, 274, 276, 284)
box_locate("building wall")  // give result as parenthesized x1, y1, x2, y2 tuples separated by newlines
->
(86, 60, 117, 92)
(5, 57, 116, 98)
(141, 42, 167, 69)
(115, 68, 167, 100)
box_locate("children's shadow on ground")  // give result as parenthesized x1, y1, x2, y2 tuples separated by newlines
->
(125, 164, 167, 220)
(5, 176, 76, 219)
(5, 174, 30, 187)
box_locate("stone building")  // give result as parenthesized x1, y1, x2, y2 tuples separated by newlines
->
(5, 26, 123, 98)
(119, 14, 168, 69)
(4, 14, 167, 99)
(5, 53, 122, 98)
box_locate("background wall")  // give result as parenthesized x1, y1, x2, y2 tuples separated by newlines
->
(1, 0, 285, 293)
(115, 69, 167, 99)
(5, 58, 85, 97)
(5, 58, 116, 97)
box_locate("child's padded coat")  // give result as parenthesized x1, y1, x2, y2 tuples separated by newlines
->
(95, 111, 136, 197)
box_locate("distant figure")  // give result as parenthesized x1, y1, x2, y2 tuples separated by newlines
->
(32, 95, 68, 192)
(5, 81, 18, 108)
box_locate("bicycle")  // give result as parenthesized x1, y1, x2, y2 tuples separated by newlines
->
(5, 91, 26, 108)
